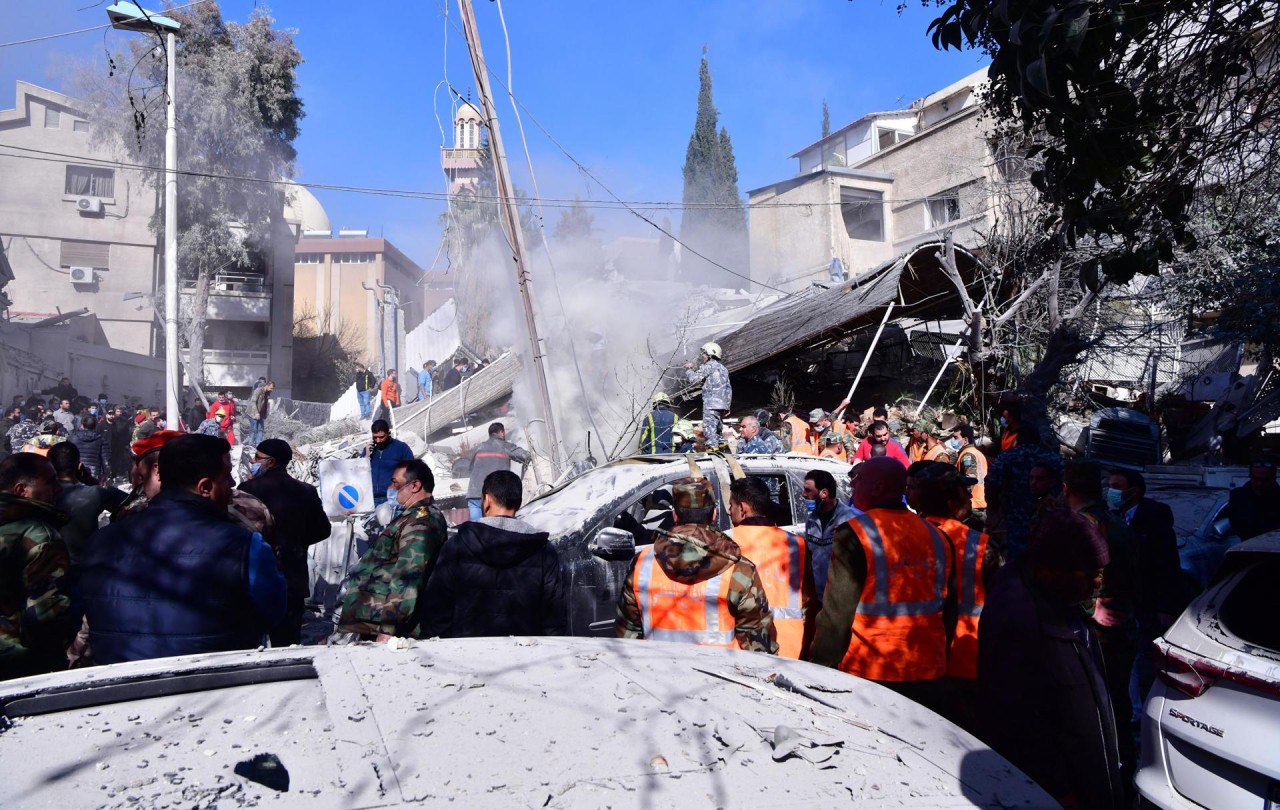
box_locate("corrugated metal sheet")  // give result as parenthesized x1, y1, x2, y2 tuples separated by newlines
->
(403, 298, 460, 370)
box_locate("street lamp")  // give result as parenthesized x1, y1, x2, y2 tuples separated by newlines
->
(107, 2, 181, 424)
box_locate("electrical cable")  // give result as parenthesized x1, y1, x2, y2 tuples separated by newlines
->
(0, 141, 1015, 211)
(493, 0, 605, 450)
(0, 0, 215, 49)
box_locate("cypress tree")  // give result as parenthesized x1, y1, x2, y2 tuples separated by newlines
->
(680, 51, 747, 287)
(822, 99, 831, 137)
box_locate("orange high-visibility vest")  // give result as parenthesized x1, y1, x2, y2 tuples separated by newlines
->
(908, 440, 926, 463)
(838, 509, 952, 681)
(632, 545, 735, 648)
(928, 516, 987, 679)
(1001, 430, 1018, 452)
(785, 415, 815, 455)
(956, 445, 988, 509)
(819, 444, 848, 462)
(924, 443, 951, 462)
(733, 524, 805, 658)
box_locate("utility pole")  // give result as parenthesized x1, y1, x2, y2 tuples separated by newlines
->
(456, 0, 562, 471)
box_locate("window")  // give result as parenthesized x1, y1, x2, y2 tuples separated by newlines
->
(927, 191, 963, 228)
(73, 120, 89, 133)
(65, 165, 115, 198)
(840, 188, 885, 241)
(60, 240, 110, 270)
(336, 252, 374, 264)
(44, 107, 60, 128)
(876, 127, 908, 152)
(295, 253, 324, 264)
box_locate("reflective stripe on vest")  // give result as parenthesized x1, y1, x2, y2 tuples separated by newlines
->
(853, 514, 948, 617)
(839, 509, 952, 681)
(786, 416, 815, 455)
(956, 446, 988, 509)
(635, 547, 735, 647)
(733, 525, 805, 658)
(925, 444, 950, 462)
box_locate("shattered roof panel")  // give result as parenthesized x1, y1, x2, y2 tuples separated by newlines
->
(0, 639, 1052, 807)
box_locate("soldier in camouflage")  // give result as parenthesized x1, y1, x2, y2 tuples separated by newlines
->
(339, 458, 448, 640)
(616, 477, 778, 654)
(684, 342, 732, 452)
(0, 453, 75, 680)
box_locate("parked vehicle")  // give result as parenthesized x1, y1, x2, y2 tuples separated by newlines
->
(1176, 491, 1241, 593)
(0, 638, 1053, 807)
(1135, 532, 1280, 809)
(1085, 407, 1162, 470)
(517, 453, 853, 637)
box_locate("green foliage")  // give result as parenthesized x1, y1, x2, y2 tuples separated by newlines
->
(89, 4, 304, 276)
(822, 98, 831, 137)
(926, 0, 1279, 283)
(680, 55, 748, 284)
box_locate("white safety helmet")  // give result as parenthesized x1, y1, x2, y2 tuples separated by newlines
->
(700, 342, 723, 360)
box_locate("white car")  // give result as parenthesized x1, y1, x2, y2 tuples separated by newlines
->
(0, 638, 1053, 807)
(1136, 531, 1280, 808)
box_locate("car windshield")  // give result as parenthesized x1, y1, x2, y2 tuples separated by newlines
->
(518, 463, 671, 535)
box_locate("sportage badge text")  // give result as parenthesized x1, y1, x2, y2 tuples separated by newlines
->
(1168, 707, 1225, 738)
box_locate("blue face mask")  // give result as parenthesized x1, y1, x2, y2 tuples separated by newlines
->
(88, 407, 97, 415)
(804, 499, 817, 514)
(999, 416, 1008, 428)
(386, 486, 399, 504)
(947, 438, 962, 451)
(249, 462, 263, 478)
(1105, 487, 1126, 511)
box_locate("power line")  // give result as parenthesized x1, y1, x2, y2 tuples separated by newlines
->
(0, 141, 1020, 212)
(0, 0, 215, 49)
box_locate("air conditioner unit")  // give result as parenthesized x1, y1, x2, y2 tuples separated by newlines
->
(69, 266, 94, 284)
(75, 196, 103, 214)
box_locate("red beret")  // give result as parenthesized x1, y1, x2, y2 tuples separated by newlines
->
(131, 429, 185, 458)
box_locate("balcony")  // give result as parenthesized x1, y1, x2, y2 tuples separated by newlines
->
(181, 348, 270, 389)
(181, 274, 271, 322)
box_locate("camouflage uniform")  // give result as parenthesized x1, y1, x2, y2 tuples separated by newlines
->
(686, 358, 732, 451)
(615, 478, 777, 654)
(6, 422, 38, 453)
(0, 493, 75, 680)
(985, 443, 1063, 563)
(338, 497, 448, 638)
(737, 427, 785, 455)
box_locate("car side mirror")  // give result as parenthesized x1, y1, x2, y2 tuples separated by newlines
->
(591, 527, 636, 561)
(1211, 517, 1232, 541)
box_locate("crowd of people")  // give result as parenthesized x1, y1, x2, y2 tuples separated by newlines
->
(354, 355, 494, 421)
(3, 359, 1279, 808)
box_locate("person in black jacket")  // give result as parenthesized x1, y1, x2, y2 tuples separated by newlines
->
(68, 414, 111, 484)
(978, 509, 1123, 809)
(421, 470, 565, 639)
(103, 406, 134, 482)
(238, 438, 332, 645)
(1107, 468, 1186, 729)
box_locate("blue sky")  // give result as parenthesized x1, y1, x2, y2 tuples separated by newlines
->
(2, 0, 986, 266)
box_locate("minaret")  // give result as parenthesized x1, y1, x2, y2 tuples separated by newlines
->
(442, 100, 484, 196)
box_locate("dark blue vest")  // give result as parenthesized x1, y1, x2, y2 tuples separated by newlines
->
(81, 490, 263, 664)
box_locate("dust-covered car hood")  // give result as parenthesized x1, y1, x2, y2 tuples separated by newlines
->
(0, 638, 1051, 808)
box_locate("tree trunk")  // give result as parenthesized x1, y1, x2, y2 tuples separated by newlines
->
(185, 264, 212, 404)
(1019, 322, 1090, 448)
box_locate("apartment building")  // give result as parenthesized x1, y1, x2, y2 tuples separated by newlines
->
(748, 68, 995, 291)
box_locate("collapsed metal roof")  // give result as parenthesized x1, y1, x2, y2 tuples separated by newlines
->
(712, 241, 988, 376)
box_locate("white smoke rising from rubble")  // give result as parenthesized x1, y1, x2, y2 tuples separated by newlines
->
(461, 223, 753, 468)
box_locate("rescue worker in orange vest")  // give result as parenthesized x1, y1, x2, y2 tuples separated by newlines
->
(915, 461, 1000, 733)
(907, 421, 928, 463)
(951, 424, 989, 528)
(781, 409, 815, 455)
(808, 457, 959, 715)
(924, 423, 953, 463)
(818, 433, 848, 462)
(998, 401, 1022, 454)
(615, 477, 778, 654)
(728, 476, 815, 659)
